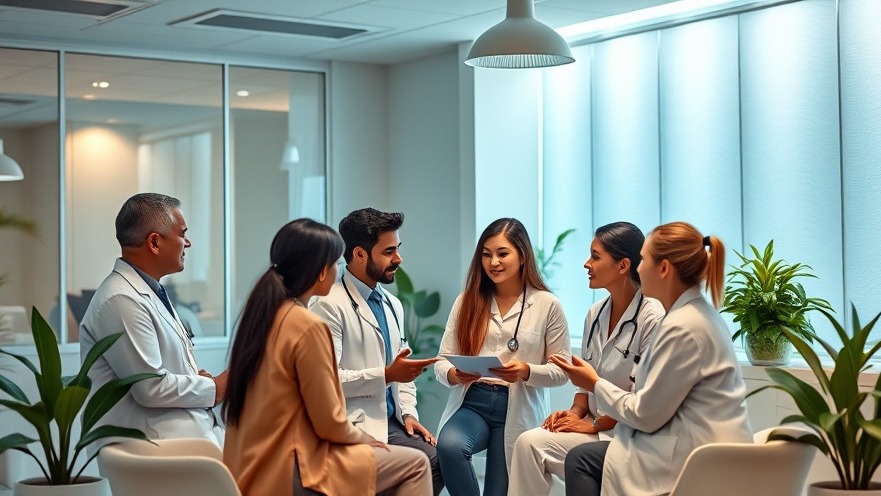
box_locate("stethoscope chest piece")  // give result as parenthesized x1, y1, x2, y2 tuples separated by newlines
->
(507, 337, 519, 352)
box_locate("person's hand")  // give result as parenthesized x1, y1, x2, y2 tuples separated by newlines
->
(489, 360, 530, 383)
(549, 354, 599, 391)
(198, 369, 212, 378)
(448, 368, 481, 386)
(403, 415, 437, 446)
(542, 410, 578, 430)
(362, 433, 391, 451)
(385, 349, 441, 384)
(211, 369, 229, 405)
(552, 416, 595, 434)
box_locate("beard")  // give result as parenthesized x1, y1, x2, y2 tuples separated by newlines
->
(367, 256, 398, 284)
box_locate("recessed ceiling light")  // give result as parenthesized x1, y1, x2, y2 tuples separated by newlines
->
(91, 81, 110, 89)
(236, 90, 250, 97)
(83, 94, 96, 100)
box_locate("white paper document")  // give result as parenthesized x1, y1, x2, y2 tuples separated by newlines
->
(441, 354, 504, 377)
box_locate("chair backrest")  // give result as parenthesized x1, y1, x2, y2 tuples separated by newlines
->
(98, 438, 241, 496)
(669, 427, 816, 496)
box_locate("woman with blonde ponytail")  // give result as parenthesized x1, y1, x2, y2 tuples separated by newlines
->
(551, 221, 751, 496)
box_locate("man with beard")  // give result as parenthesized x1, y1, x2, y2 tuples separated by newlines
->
(312, 208, 444, 495)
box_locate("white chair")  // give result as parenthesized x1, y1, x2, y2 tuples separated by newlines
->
(669, 427, 816, 496)
(98, 438, 241, 496)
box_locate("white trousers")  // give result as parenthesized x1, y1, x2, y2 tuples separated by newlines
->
(508, 427, 599, 496)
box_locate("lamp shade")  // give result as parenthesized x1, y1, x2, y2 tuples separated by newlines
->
(0, 139, 24, 182)
(466, 0, 574, 69)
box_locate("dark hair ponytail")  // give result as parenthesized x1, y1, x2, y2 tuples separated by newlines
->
(222, 218, 343, 426)
(595, 222, 645, 285)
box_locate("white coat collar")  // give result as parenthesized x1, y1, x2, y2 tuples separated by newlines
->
(668, 285, 705, 313)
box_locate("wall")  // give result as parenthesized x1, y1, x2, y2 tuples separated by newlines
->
(327, 61, 389, 225)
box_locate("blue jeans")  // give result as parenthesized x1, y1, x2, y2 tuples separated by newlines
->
(436, 383, 509, 496)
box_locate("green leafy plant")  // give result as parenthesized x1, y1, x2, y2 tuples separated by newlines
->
(721, 240, 832, 362)
(390, 267, 443, 358)
(536, 228, 576, 282)
(0, 307, 159, 485)
(751, 306, 881, 490)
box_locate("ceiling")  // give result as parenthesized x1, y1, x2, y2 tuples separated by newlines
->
(0, 0, 675, 65)
(0, 0, 679, 130)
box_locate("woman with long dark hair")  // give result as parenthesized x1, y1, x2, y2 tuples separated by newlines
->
(222, 219, 431, 496)
(510, 222, 665, 495)
(434, 218, 571, 496)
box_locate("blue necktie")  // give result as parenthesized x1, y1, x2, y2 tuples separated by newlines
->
(157, 284, 174, 315)
(366, 290, 396, 418)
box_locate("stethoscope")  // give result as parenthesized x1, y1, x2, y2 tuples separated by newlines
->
(341, 273, 404, 344)
(584, 292, 644, 362)
(505, 284, 528, 353)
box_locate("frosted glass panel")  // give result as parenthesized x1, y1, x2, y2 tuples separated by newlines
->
(474, 69, 541, 235)
(591, 32, 660, 234)
(840, 0, 881, 323)
(659, 17, 741, 263)
(740, 0, 843, 332)
(542, 44, 592, 328)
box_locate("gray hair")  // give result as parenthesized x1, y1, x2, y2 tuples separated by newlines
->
(115, 193, 181, 248)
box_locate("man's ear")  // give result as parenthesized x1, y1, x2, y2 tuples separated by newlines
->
(353, 246, 368, 264)
(318, 265, 329, 282)
(146, 232, 162, 254)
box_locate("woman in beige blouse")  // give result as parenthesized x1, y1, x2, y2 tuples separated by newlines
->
(222, 218, 431, 495)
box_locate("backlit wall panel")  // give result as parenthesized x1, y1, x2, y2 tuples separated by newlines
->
(840, 0, 881, 321)
(739, 0, 843, 319)
(591, 32, 661, 234)
(659, 17, 742, 262)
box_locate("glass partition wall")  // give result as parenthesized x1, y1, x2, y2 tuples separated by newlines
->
(0, 47, 326, 343)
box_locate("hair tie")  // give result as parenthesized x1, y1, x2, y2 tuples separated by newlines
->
(702, 236, 711, 251)
(270, 263, 280, 273)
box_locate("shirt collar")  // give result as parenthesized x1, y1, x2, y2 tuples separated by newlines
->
(121, 258, 165, 300)
(345, 267, 380, 302)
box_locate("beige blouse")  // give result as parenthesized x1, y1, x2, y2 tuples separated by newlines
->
(224, 301, 375, 495)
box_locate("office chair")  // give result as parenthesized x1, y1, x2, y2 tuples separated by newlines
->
(669, 427, 816, 496)
(98, 438, 241, 496)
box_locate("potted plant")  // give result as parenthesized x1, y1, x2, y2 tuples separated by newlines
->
(536, 228, 576, 283)
(722, 240, 832, 365)
(751, 305, 881, 494)
(0, 307, 159, 495)
(389, 267, 446, 430)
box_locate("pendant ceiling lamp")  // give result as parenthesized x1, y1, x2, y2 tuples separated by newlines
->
(0, 139, 24, 182)
(465, 0, 575, 69)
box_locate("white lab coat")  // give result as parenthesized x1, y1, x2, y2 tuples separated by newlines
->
(593, 286, 752, 496)
(579, 290, 665, 435)
(79, 259, 220, 454)
(310, 271, 416, 442)
(435, 289, 570, 467)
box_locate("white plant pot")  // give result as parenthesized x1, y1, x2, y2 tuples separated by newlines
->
(808, 481, 881, 495)
(14, 476, 110, 496)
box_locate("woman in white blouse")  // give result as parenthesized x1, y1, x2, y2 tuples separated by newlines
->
(435, 218, 571, 496)
(509, 222, 664, 496)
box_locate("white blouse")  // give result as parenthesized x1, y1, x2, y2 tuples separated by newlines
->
(435, 288, 571, 466)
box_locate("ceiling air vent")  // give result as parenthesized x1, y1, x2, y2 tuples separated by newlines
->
(172, 10, 382, 41)
(0, 0, 155, 18)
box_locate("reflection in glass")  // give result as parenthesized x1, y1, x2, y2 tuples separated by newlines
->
(0, 48, 60, 344)
(65, 53, 224, 339)
(229, 67, 326, 319)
